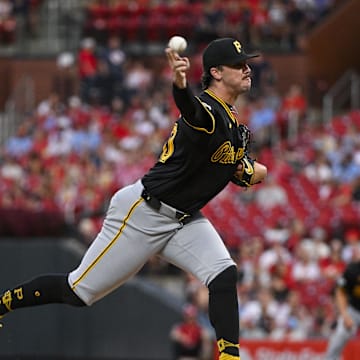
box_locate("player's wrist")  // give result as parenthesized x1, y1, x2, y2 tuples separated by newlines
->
(173, 83, 189, 93)
(173, 76, 187, 89)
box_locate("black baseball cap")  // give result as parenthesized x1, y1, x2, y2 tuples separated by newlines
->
(202, 38, 259, 72)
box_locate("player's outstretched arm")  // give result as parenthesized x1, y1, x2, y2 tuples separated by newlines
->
(165, 46, 216, 131)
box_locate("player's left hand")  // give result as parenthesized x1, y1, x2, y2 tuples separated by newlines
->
(165, 48, 190, 89)
(232, 159, 267, 187)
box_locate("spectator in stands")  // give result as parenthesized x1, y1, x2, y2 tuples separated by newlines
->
(222, 1, 242, 40)
(286, 0, 307, 50)
(239, 287, 279, 339)
(11, 0, 27, 34)
(78, 37, 98, 103)
(242, 1, 267, 48)
(98, 35, 126, 97)
(269, 257, 294, 302)
(254, 175, 288, 210)
(301, 226, 330, 261)
(4, 123, 33, 158)
(194, 0, 225, 44)
(53, 52, 77, 103)
(332, 152, 360, 184)
(0, 0, 16, 44)
(0, 153, 23, 182)
(142, 96, 171, 132)
(45, 118, 73, 157)
(317, 177, 341, 204)
(182, 272, 211, 319)
(267, 0, 287, 46)
(91, 59, 116, 106)
(12, 0, 40, 39)
(0, 0, 13, 19)
(278, 290, 311, 340)
(77, 217, 101, 244)
(262, 84, 282, 116)
(248, 52, 275, 98)
(291, 242, 321, 283)
(286, 217, 307, 251)
(124, 59, 153, 100)
(70, 120, 101, 155)
(236, 237, 264, 292)
(353, 140, 360, 166)
(170, 303, 212, 360)
(264, 220, 290, 245)
(278, 83, 307, 136)
(258, 240, 292, 286)
(36, 92, 63, 119)
(319, 238, 346, 283)
(248, 96, 276, 149)
(304, 150, 332, 184)
(342, 228, 360, 264)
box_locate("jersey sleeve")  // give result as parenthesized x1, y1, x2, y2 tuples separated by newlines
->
(172, 84, 215, 133)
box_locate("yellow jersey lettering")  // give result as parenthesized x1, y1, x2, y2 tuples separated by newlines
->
(1, 290, 13, 311)
(159, 123, 178, 163)
(14, 287, 24, 300)
(211, 141, 244, 164)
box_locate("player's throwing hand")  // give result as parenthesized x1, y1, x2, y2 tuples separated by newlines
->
(165, 48, 190, 89)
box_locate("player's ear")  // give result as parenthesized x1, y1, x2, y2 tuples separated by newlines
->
(209, 66, 222, 81)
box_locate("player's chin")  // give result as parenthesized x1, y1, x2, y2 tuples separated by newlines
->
(241, 78, 252, 91)
(242, 83, 251, 92)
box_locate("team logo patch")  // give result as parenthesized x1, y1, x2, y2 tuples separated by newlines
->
(233, 40, 242, 53)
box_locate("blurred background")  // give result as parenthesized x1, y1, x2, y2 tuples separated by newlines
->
(0, 0, 359, 359)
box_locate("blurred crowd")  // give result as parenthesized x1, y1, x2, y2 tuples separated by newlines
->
(84, 0, 339, 51)
(183, 230, 360, 341)
(0, 0, 42, 45)
(0, 0, 340, 50)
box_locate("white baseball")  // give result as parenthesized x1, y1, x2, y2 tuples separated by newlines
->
(168, 36, 187, 53)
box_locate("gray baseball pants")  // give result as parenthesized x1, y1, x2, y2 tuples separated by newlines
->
(324, 306, 360, 360)
(68, 180, 235, 305)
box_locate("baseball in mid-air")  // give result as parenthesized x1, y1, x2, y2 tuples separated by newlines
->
(168, 36, 187, 53)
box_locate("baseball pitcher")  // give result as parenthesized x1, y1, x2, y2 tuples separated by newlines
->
(0, 38, 267, 360)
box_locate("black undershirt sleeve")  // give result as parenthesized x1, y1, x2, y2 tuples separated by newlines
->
(172, 84, 213, 130)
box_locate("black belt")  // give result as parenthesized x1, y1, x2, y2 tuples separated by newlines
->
(141, 189, 195, 224)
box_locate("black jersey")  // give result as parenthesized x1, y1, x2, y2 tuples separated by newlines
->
(142, 87, 247, 214)
(337, 261, 360, 311)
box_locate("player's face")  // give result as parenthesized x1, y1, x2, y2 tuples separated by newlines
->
(221, 63, 252, 93)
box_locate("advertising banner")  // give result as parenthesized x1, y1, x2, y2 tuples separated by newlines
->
(214, 339, 360, 360)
